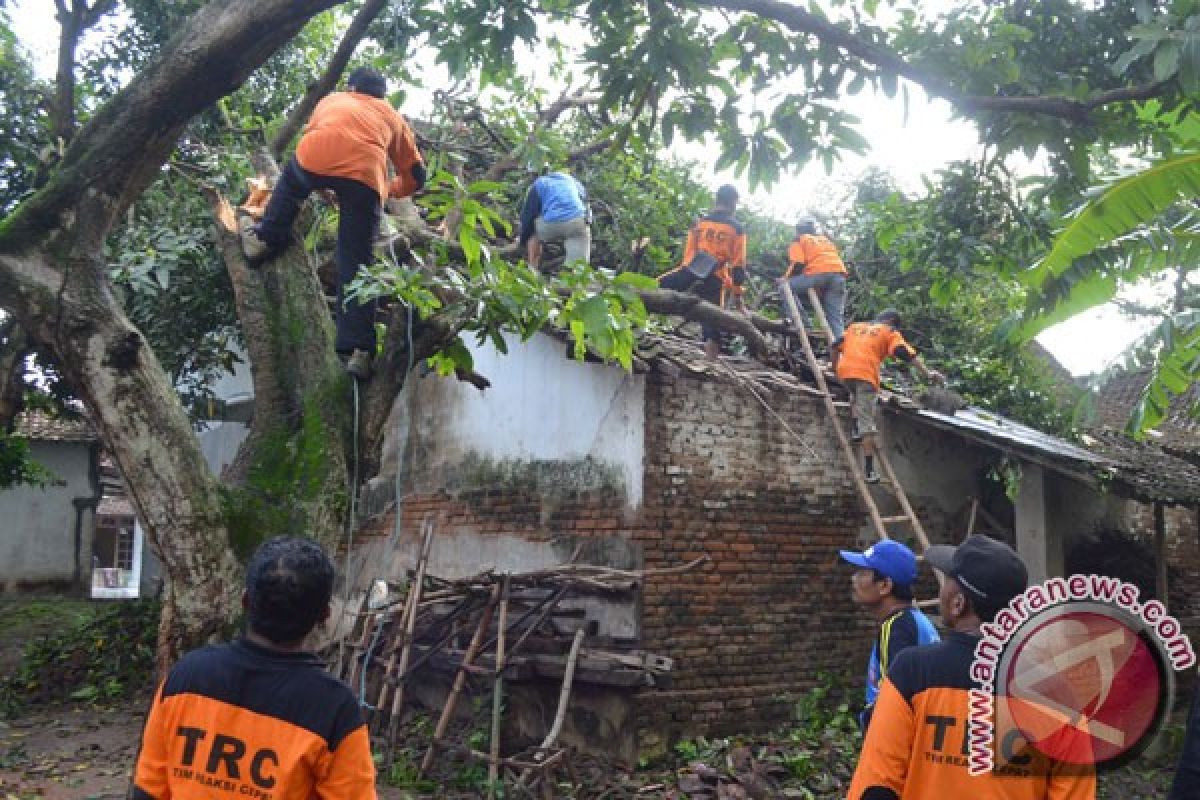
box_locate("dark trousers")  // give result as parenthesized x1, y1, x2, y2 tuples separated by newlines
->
(659, 269, 724, 343)
(1170, 681, 1200, 799)
(257, 157, 382, 354)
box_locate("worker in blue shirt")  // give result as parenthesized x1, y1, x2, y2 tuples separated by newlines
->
(519, 169, 591, 270)
(839, 538, 940, 731)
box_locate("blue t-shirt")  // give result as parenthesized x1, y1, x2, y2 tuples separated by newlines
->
(861, 606, 939, 729)
(519, 172, 588, 243)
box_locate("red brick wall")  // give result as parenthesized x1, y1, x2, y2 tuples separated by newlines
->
(353, 365, 875, 750)
(632, 368, 872, 745)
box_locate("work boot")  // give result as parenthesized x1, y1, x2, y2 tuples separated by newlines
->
(345, 349, 372, 380)
(238, 216, 274, 264)
(850, 420, 863, 443)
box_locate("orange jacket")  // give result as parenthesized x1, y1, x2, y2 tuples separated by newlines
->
(783, 234, 845, 279)
(674, 211, 748, 297)
(834, 322, 916, 389)
(295, 91, 424, 201)
(133, 640, 376, 800)
(848, 632, 1096, 800)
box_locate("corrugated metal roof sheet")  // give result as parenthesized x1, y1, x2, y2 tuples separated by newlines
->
(915, 406, 1113, 466)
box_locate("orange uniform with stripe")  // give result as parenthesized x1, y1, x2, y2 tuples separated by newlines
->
(848, 631, 1096, 800)
(783, 234, 846, 278)
(295, 91, 423, 201)
(671, 211, 748, 299)
(834, 322, 917, 390)
(133, 639, 375, 800)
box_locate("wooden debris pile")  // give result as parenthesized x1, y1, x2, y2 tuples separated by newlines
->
(333, 521, 705, 797)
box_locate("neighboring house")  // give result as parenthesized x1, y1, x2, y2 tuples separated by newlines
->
(0, 411, 100, 592)
(1093, 365, 1200, 460)
(90, 455, 161, 599)
(344, 331, 1200, 758)
(0, 411, 162, 597)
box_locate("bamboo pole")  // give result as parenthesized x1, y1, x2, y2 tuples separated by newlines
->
(385, 517, 436, 746)
(488, 575, 510, 798)
(515, 628, 585, 793)
(419, 581, 502, 778)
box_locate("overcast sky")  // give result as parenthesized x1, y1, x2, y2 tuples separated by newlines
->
(7, 0, 1158, 376)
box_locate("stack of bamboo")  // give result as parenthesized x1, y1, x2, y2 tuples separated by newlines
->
(334, 519, 701, 797)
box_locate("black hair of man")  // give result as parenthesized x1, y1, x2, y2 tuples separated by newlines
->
(873, 568, 915, 601)
(347, 66, 387, 99)
(245, 536, 335, 644)
(875, 308, 902, 327)
(715, 183, 739, 208)
(796, 217, 818, 235)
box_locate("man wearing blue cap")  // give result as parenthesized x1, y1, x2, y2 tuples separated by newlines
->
(840, 538, 940, 731)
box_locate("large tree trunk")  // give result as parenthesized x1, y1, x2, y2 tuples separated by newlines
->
(0, 0, 345, 671)
(1, 242, 242, 671)
(210, 190, 351, 551)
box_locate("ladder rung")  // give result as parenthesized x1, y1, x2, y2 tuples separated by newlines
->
(881, 515, 911, 525)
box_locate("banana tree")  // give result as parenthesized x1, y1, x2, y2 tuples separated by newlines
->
(1012, 115, 1200, 434)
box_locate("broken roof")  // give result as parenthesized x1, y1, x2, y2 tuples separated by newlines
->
(1094, 366, 1200, 455)
(1079, 428, 1200, 507)
(630, 332, 1200, 507)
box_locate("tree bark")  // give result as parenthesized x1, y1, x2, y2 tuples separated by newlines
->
(0, 0, 348, 671)
(209, 190, 351, 550)
(0, 318, 29, 430)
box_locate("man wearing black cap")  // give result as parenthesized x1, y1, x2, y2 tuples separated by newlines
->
(839, 539, 940, 732)
(241, 67, 426, 380)
(848, 534, 1095, 799)
(833, 310, 944, 482)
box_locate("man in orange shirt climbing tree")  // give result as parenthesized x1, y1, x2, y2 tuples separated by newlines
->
(833, 310, 943, 482)
(241, 67, 426, 380)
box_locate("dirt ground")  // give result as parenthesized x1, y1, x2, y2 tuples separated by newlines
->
(0, 698, 425, 800)
(0, 698, 146, 800)
(0, 597, 1186, 799)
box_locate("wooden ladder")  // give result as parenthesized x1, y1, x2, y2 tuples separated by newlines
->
(779, 286, 933, 555)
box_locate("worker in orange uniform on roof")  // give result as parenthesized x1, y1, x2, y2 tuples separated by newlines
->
(241, 67, 426, 380)
(780, 217, 848, 341)
(833, 310, 943, 483)
(847, 534, 1096, 800)
(658, 184, 748, 360)
(133, 536, 376, 800)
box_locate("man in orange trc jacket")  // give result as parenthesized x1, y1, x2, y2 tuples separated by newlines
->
(658, 184, 749, 360)
(780, 217, 848, 341)
(847, 534, 1096, 800)
(242, 67, 426, 380)
(133, 537, 376, 800)
(833, 309, 943, 482)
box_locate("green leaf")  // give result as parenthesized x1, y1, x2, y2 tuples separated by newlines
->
(1154, 39, 1182, 81)
(614, 271, 658, 290)
(879, 71, 898, 98)
(1025, 151, 1200, 285)
(1181, 33, 1200, 94)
